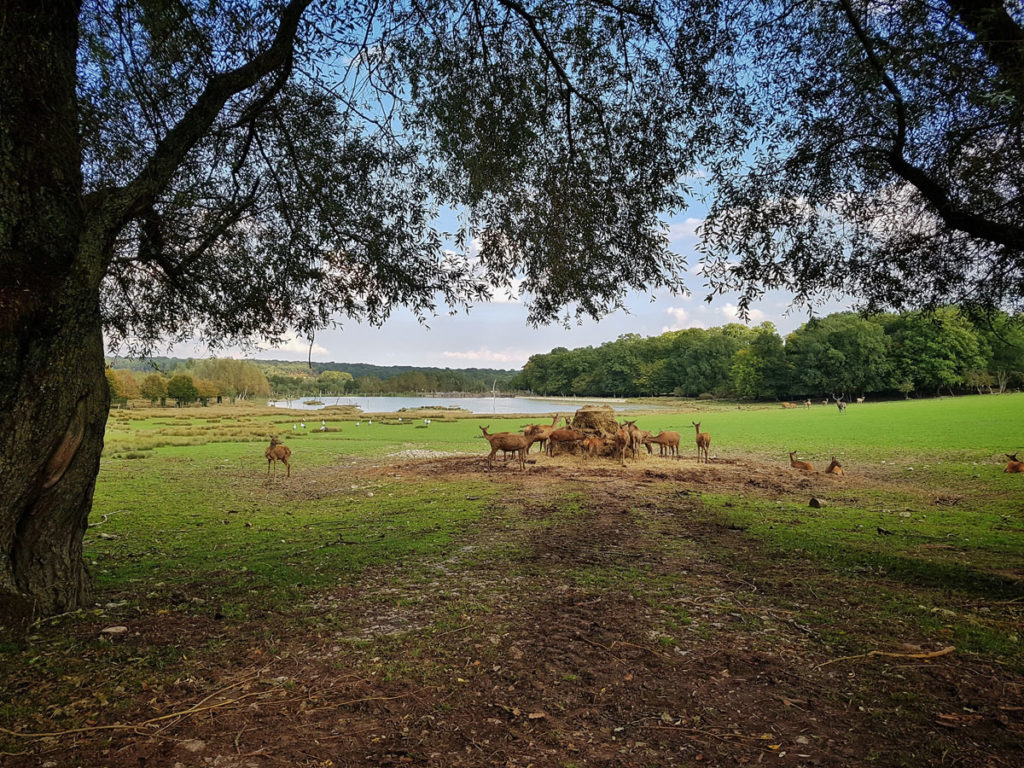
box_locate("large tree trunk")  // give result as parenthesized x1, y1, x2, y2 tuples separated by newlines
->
(1, 0, 108, 628)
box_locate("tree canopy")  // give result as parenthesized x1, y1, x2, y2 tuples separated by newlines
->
(511, 308, 1024, 398)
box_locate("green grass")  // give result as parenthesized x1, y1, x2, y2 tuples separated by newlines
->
(624, 394, 1024, 463)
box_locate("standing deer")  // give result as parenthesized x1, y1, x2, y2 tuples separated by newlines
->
(623, 420, 645, 461)
(545, 425, 585, 457)
(480, 426, 528, 470)
(855, 395, 866, 404)
(523, 414, 559, 455)
(803, 399, 812, 408)
(832, 393, 847, 413)
(824, 456, 845, 476)
(612, 424, 631, 467)
(788, 451, 814, 472)
(692, 422, 711, 463)
(647, 431, 681, 458)
(265, 437, 292, 477)
(1004, 454, 1024, 473)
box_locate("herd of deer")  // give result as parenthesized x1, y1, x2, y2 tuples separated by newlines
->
(479, 416, 712, 469)
(262, 426, 1023, 478)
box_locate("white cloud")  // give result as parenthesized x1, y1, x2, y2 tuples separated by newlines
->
(442, 347, 528, 366)
(666, 217, 704, 242)
(486, 278, 522, 304)
(662, 306, 706, 332)
(719, 303, 767, 324)
(267, 334, 329, 357)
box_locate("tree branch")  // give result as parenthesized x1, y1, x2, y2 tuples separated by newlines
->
(839, 0, 1024, 251)
(945, 0, 1024, 104)
(90, 0, 312, 243)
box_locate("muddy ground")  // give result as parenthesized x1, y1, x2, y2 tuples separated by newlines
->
(2, 455, 1022, 767)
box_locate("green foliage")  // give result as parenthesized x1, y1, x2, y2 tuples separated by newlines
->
(166, 374, 198, 405)
(193, 358, 270, 399)
(139, 373, 167, 403)
(518, 307, 1023, 400)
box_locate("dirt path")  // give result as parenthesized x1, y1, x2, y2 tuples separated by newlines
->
(3, 458, 1022, 767)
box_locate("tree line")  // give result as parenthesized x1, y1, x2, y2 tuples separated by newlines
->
(510, 309, 1024, 400)
(104, 357, 518, 403)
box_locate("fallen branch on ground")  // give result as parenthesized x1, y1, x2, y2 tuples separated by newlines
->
(816, 645, 955, 669)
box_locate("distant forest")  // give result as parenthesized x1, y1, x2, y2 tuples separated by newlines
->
(510, 308, 1024, 400)
(106, 356, 518, 399)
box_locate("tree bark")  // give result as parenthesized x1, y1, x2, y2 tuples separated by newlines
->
(1, 0, 108, 628)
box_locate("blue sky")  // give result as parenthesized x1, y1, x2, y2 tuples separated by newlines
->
(159, 213, 852, 369)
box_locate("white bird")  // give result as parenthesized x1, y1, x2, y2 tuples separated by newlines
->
(356, 421, 361, 427)
(292, 424, 297, 430)
(368, 419, 372, 425)
(424, 419, 431, 426)
(300, 421, 306, 429)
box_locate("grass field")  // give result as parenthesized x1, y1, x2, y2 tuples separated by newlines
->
(2, 394, 1023, 767)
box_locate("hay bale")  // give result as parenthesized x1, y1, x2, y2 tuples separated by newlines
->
(570, 406, 621, 438)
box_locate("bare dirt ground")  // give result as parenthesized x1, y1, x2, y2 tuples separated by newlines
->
(3, 456, 1022, 767)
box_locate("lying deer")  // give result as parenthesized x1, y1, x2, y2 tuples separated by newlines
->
(788, 451, 814, 472)
(824, 456, 845, 476)
(1004, 453, 1024, 473)
(692, 422, 711, 463)
(265, 436, 292, 477)
(480, 426, 528, 470)
(781, 401, 797, 409)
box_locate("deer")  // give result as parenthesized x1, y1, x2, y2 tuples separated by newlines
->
(480, 426, 528, 470)
(265, 436, 292, 477)
(781, 401, 797, 409)
(612, 424, 631, 467)
(622, 420, 645, 461)
(582, 435, 606, 459)
(824, 456, 845, 476)
(692, 422, 711, 463)
(1004, 453, 1024, 473)
(803, 399, 812, 408)
(855, 395, 866, 404)
(523, 414, 559, 455)
(788, 451, 814, 472)
(545, 424, 585, 457)
(832, 393, 847, 413)
(646, 430, 681, 458)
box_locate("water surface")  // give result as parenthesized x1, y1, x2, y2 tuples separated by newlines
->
(269, 395, 654, 414)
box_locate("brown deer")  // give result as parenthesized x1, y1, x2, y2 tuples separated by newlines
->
(523, 414, 559, 455)
(647, 430, 681, 458)
(623, 420, 645, 461)
(803, 399, 812, 408)
(265, 437, 292, 477)
(692, 422, 711, 463)
(612, 424, 631, 467)
(824, 456, 845, 476)
(788, 451, 814, 472)
(1004, 453, 1024, 473)
(480, 426, 528, 470)
(832, 393, 847, 413)
(582, 435, 606, 459)
(855, 395, 866, 404)
(781, 401, 797, 409)
(545, 425, 585, 457)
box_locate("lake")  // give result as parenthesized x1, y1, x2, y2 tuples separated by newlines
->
(268, 395, 654, 414)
